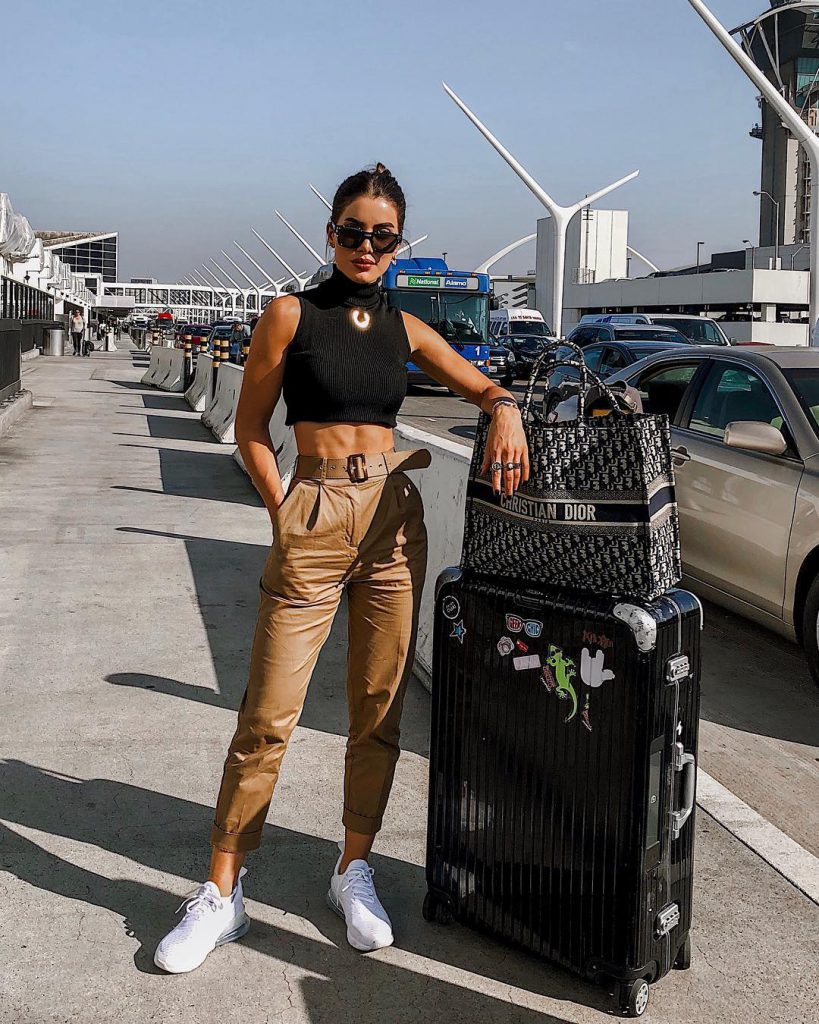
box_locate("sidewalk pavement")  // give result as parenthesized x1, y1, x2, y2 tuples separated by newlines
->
(0, 346, 816, 1024)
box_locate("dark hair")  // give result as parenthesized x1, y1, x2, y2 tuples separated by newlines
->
(331, 162, 406, 232)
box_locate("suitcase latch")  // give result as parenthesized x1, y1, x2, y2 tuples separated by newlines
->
(665, 655, 690, 684)
(655, 903, 680, 938)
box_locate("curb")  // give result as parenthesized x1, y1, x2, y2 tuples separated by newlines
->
(0, 389, 33, 438)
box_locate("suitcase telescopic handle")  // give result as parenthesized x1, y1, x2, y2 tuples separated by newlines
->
(671, 741, 696, 840)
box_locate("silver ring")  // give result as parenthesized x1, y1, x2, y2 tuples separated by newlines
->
(490, 461, 502, 472)
(505, 462, 519, 471)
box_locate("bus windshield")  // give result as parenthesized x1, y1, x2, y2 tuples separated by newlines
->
(387, 290, 488, 344)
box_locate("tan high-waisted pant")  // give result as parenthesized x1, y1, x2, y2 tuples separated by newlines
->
(210, 451, 428, 853)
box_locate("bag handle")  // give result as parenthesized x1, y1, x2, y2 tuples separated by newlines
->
(520, 339, 626, 424)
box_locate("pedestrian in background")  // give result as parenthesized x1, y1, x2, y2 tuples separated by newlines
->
(70, 310, 85, 357)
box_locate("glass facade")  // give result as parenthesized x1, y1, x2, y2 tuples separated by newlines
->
(51, 234, 118, 282)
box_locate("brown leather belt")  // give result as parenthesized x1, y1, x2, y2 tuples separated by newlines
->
(294, 447, 431, 482)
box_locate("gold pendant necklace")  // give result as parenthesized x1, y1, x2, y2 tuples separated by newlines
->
(350, 308, 371, 331)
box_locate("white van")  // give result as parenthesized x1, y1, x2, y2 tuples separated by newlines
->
(490, 307, 553, 340)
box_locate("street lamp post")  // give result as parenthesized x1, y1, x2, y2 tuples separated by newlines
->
(743, 239, 755, 270)
(696, 242, 705, 274)
(754, 190, 780, 269)
(791, 243, 809, 271)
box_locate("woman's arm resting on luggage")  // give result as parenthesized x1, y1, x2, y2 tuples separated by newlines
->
(402, 313, 530, 496)
(235, 296, 301, 521)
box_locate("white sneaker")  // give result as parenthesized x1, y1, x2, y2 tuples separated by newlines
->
(327, 844, 394, 951)
(154, 867, 249, 974)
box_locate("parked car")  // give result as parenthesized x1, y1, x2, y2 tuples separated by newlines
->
(485, 343, 515, 387)
(548, 340, 697, 386)
(567, 323, 691, 348)
(559, 345, 819, 685)
(576, 313, 730, 346)
(506, 334, 550, 379)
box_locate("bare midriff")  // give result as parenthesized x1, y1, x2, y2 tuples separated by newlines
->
(293, 421, 396, 458)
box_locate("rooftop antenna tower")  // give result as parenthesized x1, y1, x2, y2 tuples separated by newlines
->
(442, 81, 638, 337)
(688, 0, 819, 342)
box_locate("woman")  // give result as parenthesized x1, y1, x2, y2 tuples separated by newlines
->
(155, 163, 529, 973)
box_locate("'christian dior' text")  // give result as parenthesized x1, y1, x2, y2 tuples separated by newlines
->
(504, 495, 597, 522)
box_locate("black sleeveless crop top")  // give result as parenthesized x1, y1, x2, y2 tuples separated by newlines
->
(282, 266, 411, 428)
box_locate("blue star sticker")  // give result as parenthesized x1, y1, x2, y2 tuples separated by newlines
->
(450, 620, 466, 644)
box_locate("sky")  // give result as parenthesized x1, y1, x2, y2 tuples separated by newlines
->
(1, 0, 764, 283)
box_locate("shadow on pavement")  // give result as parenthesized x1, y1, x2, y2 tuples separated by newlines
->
(698, 598, 819, 747)
(140, 394, 189, 411)
(108, 526, 431, 758)
(0, 761, 592, 1020)
(449, 424, 477, 442)
(114, 411, 211, 442)
(112, 448, 264, 507)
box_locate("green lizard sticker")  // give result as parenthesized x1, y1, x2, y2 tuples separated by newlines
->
(545, 644, 578, 723)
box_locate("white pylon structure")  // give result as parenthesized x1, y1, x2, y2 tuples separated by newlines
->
(442, 81, 638, 338)
(308, 183, 428, 257)
(474, 233, 536, 274)
(687, 0, 819, 343)
(233, 242, 285, 293)
(221, 249, 265, 315)
(626, 245, 660, 275)
(251, 228, 309, 289)
(211, 258, 250, 316)
(275, 211, 324, 264)
(200, 264, 235, 313)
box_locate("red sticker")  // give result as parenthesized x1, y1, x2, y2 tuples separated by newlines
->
(515, 639, 529, 652)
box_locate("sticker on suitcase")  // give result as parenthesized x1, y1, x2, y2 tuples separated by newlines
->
(497, 636, 514, 656)
(544, 645, 578, 723)
(513, 653, 540, 671)
(505, 613, 542, 637)
(442, 596, 461, 620)
(450, 620, 467, 644)
(580, 647, 615, 688)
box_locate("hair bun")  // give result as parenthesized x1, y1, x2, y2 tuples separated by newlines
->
(374, 162, 391, 177)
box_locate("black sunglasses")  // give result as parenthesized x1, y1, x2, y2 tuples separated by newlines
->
(331, 222, 403, 254)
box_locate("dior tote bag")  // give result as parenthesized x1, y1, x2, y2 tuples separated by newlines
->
(460, 343, 682, 602)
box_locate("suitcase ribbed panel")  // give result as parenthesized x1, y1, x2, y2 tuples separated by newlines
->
(427, 572, 700, 988)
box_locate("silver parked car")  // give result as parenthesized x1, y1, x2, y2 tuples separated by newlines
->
(568, 346, 819, 685)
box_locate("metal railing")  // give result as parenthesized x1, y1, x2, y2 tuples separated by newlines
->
(0, 319, 22, 404)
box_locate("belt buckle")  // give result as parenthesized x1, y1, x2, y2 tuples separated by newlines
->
(347, 452, 368, 482)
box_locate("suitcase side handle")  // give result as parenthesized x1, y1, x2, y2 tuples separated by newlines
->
(671, 742, 696, 840)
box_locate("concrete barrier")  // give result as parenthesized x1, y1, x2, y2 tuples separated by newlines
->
(140, 345, 167, 387)
(185, 353, 213, 411)
(156, 348, 185, 392)
(232, 395, 299, 492)
(141, 346, 185, 391)
(202, 361, 244, 443)
(395, 423, 471, 690)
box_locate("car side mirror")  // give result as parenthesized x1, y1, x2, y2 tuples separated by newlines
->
(724, 421, 787, 456)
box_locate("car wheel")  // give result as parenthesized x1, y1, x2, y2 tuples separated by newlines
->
(801, 573, 819, 689)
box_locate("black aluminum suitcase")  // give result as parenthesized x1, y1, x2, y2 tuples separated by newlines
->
(425, 568, 701, 1018)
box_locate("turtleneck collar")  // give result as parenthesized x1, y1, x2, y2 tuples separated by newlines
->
(322, 264, 382, 310)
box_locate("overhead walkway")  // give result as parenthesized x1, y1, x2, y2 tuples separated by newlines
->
(0, 342, 815, 1024)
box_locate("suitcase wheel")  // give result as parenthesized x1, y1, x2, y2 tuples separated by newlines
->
(673, 934, 691, 971)
(422, 891, 451, 925)
(617, 979, 649, 1018)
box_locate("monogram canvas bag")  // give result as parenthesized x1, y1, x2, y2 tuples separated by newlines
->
(460, 343, 681, 602)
